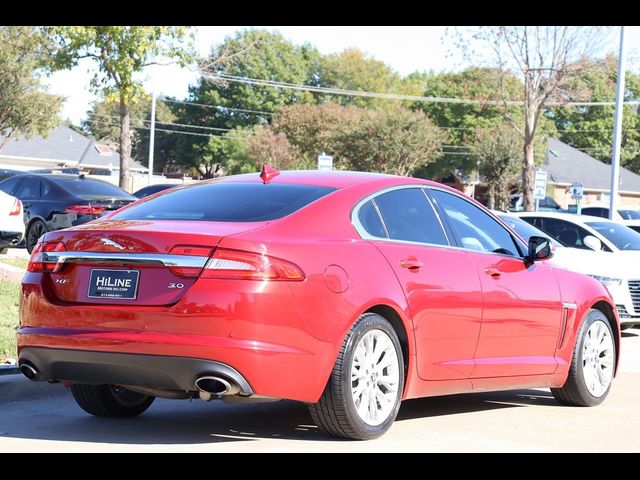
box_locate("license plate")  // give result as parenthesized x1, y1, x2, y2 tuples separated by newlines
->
(87, 269, 139, 300)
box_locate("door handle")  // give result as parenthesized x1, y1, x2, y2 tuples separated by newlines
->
(400, 257, 423, 270)
(485, 267, 502, 278)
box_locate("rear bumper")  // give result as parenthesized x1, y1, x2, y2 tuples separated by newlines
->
(19, 348, 253, 395)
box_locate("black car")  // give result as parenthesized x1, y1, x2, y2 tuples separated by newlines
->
(0, 174, 136, 252)
(132, 183, 181, 199)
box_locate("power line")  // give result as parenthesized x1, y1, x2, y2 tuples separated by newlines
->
(88, 113, 250, 135)
(208, 73, 640, 108)
(160, 97, 274, 116)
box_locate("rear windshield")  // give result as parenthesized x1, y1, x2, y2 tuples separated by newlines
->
(56, 177, 133, 199)
(113, 181, 336, 222)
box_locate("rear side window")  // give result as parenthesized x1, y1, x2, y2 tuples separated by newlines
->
(113, 182, 336, 222)
(374, 188, 448, 245)
(357, 200, 387, 238)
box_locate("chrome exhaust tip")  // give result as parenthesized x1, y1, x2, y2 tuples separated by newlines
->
(195, 376, 240, 396)
(19, 362, 40, 381)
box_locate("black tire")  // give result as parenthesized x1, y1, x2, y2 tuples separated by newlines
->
(308, 313, 404, 440)
(0, 247, 7, 255)
(26, 220, 48, 254)
(70, 384, 155, 418)
(551, 309, 616, 407)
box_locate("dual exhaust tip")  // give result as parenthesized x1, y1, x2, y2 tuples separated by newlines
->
(19, 362, 40, 381)
(20, 361, 240, 398)
(195, 376, 240, 396)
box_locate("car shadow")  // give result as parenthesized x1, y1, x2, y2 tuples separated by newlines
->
(622, 331, 638, 338)
(1, 388, 555, 445)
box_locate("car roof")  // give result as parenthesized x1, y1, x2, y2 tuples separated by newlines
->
(213, 170, 441, 189)
(513, 210, 615, 224)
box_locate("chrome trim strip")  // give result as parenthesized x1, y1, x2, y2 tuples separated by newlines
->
(562, 302, 577, 310)
(41, 251, 209, 268)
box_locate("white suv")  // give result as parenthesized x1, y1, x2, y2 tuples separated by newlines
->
(514, 211, 640, 329)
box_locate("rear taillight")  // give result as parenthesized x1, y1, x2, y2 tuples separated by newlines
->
(168, 245, 213, 277)
(201, 248, 305, 281)
(9, 198, 21, 216)
(65, 204, 106, 215)
(27, 242, 66, 273)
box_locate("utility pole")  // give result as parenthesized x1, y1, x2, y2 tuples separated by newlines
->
(148, 87, 157, 185)
(609, 26, 626, 220)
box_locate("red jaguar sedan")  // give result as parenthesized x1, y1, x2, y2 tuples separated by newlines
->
(18, 168, 619, 440)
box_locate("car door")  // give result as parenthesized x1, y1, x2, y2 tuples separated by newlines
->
(355, 187, 483, 380)
(430, 189, 564, 378)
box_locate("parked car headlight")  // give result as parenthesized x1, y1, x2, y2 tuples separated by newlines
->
(589, 275, 623, 288)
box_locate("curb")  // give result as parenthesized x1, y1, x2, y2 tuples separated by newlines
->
(0, 262, 25, 283)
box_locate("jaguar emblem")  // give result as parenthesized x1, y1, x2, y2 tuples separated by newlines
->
(100, 238, 125, 250)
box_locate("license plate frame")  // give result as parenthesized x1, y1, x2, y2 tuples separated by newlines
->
(87, 268, 140, 300)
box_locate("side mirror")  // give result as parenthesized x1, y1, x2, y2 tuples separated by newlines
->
(527, 236, 553, 263)
(583, 235, 602, 251)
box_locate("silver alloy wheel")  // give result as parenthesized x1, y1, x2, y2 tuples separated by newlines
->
(582, 320, 614, 398)
(350, 329, 400, 426)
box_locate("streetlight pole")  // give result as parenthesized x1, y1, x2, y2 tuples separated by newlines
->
(609, 26, 626, 220)
(148, 87, 157, 186)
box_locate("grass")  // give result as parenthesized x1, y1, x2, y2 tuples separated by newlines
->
(0, 279, 20, 360)
(0, 257, 28, 270)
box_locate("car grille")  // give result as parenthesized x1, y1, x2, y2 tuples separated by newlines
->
(617, 305, 632, 318)
(628, 280, 640, 313)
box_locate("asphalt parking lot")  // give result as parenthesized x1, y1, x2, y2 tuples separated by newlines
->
(1, 328, 639, 452)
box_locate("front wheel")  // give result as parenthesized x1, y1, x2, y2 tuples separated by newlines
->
(70, 384, 155, 418)
(308, 313, 404, 440)
(552, 309, 616, 407)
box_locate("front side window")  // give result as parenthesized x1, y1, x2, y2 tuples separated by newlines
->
(533, 217, 595, 250)
(431, 189, 521, 256)
(14, 177, 42, 199)
(373, 188, 448, 245)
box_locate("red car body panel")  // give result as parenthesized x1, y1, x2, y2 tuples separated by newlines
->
(17, 172, 620, 404)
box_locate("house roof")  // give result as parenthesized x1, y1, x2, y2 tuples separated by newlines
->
(546, 138, 640, 192)
(0, 125, 147, 171)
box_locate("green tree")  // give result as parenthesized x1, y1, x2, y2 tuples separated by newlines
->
(336, 107, 446, 176)
(175, 29, 321, 174)
(82, 93, 177, 170)
(45, 26, 194, 190)
(469, 124, 522, 210)
(409, 67, 523, 178)
(0, 26, 62, 149)
(245, 127, 301, 170)
(549, 55, 640, 173)
(459, 26, 608, 211)
(318, 48, 404, 109)
(269, 103, 365, 168)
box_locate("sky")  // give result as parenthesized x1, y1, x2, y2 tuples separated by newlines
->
(43, 26, 640, 125)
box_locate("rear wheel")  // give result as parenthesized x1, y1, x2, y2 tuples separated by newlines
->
(26, 220, 47, 253)
(308, 313, 404, 440)
(552, 309, 615, 407)
(70, 384, 155, 418)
